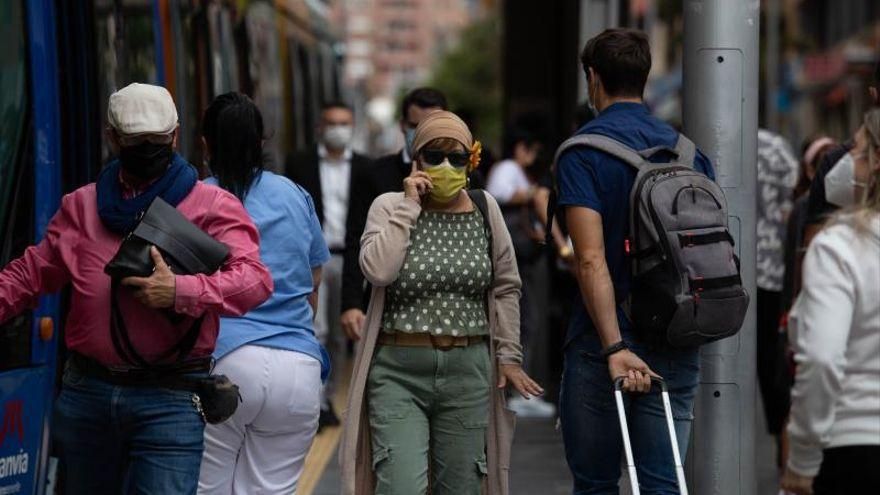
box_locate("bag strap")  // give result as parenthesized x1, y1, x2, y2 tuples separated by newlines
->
(673, 133, 696, 168)
(467, 189, 496, 321)
(110, 279, 204, 369)
(552, 134, 648, 173)
(544, 132, 699, 244)
(467, 189, 494, 271)
(544, 134, 649, 246)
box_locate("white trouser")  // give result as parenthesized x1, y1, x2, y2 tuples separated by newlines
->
(314, 253, 344, 400)
(198, 345, 321, 495)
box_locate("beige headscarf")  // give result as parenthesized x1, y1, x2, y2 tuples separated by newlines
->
(410, 110, 474, 155)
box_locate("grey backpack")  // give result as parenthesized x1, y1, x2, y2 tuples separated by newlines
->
(551, 133, 749, 347)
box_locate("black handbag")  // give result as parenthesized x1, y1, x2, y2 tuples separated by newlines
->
(105, 196, 229, 279)
(103, 197, 239, 424)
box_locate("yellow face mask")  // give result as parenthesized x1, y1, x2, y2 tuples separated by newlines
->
(424, 161, 467, 203)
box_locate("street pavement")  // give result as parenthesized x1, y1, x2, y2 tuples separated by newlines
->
(312, 402, 779, 494)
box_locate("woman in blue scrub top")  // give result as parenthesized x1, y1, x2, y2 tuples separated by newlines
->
(196, 92, 331, 494)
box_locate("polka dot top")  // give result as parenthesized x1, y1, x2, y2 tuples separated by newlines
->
(381, 209, 492, 336)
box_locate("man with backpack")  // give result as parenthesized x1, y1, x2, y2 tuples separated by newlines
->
(556, 29, 738, 493)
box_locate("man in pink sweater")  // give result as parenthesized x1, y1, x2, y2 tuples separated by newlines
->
(0, 83, 272, 494)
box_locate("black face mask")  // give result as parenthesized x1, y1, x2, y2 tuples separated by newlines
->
(119, 142, 173, 181)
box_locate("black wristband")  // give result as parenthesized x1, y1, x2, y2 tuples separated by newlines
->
(600, 340, 628, 358)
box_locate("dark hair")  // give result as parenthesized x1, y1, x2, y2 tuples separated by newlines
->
(503, 127, 539, 159)
(201, 92, 264, 201)
(794, 134, 835, 199)
(874, 58, 880, 88)
(573, 101, 596, 129)
(320, 100, 353, 114)
(581, 28, 651, 98)
(401, 87, 447, 122)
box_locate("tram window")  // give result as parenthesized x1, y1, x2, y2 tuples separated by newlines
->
(0, 0, 27, 227)
(298, 44, 316, 146)
(170, 0, 201, 165)
(244, 3, 284, 170)
(289, 39, 307, 150)
(0, 0, 33, 371)
(207, 4, 240, 96)
(93, 0, 158, 161)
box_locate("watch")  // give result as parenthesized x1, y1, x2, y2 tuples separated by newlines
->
(600, 340, 628, 358)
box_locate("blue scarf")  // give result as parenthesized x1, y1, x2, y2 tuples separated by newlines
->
(96, 153, 199, 234)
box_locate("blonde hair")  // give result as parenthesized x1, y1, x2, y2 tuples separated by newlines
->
(862, 109, 880, 214)
(831, 108, 880, 232)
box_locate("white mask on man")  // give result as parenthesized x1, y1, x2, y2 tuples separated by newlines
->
(323, 125, 353, 150)
(825, 152, 867, 207)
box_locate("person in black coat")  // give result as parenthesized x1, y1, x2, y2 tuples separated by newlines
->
(339, 88, 484, 340)
(285, 101, 370, 428)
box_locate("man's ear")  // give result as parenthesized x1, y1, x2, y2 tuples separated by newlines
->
(171, 128, 179, 149)
(870, 87, 878, 106)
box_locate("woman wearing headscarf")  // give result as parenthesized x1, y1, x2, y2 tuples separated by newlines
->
(781, 109, 880, 494)
(196, 93, 330, 494)
(339, 111, 542, 495)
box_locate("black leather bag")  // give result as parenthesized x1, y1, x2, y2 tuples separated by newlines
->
(105, 197, 229, 279)
(189, 375, 242, 424)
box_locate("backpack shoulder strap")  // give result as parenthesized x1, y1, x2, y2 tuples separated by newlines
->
(467, 189, 495, 281)
(467, 189, 493, 256)
(552, 133, 647, 171)
(673, 133, 696, 168)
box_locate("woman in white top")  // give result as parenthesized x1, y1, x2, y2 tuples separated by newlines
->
(781, 109, 880, 495)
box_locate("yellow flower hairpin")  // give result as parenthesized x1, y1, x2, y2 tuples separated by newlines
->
(469, 141, 482, 170)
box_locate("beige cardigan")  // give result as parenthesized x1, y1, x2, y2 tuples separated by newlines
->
(339, 191, 523, 495)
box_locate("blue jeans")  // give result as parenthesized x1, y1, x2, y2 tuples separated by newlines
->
(52, 364, 206, 495)
(559, 332, 699, 495)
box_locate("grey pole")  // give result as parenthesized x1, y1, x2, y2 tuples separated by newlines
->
(682, 1, 759, 494)
(578, 0, 619, 103)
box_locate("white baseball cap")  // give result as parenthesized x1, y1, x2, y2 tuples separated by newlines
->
(107, 83, 179, 137)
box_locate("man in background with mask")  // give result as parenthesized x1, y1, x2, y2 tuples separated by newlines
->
(340, 87, 471, 341)
(286, 101, 370, 429)
(0, 83, 272, 493)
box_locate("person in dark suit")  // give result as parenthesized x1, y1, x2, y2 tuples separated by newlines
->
(286, 101, 370, 428)
(340, 88, 485, 340)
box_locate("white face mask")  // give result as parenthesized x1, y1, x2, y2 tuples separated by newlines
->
(323, 125, 353, 150)
(825, 152, 868, 207)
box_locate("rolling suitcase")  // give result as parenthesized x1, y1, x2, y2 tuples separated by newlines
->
(613, 376, 688, 495)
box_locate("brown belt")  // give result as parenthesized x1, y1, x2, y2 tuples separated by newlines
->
(377, 332, 487, 350)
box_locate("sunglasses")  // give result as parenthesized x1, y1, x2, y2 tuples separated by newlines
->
(420, 149, 470, 168)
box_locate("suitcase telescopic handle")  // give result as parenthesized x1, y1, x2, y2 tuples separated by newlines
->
(613, 375, 668, 392)
(612, 376, 689, 495)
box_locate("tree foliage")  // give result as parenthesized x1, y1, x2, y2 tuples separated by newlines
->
(427, 15, 501, 149)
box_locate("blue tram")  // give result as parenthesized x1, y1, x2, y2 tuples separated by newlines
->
(0, 2, 340, 493)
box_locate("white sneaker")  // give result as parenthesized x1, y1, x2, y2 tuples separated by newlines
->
(507, 396, 556, 418)
(526, 397, 557, 418)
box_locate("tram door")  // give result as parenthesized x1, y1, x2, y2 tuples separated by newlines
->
(0, 2, 60, 495)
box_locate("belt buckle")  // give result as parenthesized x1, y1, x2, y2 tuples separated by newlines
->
(430, 334, 454, 351)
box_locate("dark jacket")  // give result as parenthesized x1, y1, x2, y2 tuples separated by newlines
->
(340, 151, 486, 311)
(284, 146, 371, 229)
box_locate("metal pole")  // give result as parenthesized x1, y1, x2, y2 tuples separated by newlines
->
(682, 1, 759, 494)
(578, 0, 615, 103)
(607, 0, 620, 27)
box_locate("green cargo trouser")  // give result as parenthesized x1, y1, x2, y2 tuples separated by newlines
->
(367, 341, 490, 495)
